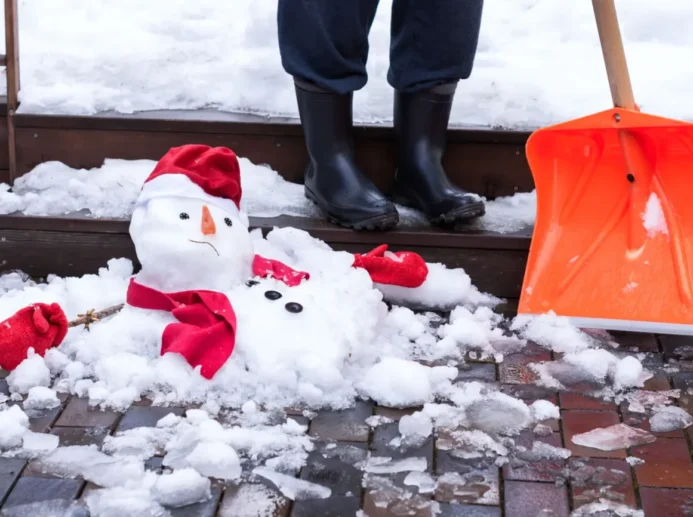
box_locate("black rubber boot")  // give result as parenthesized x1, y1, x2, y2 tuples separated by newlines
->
(294, 80, 399, 231)
(392, 83, 485, 225)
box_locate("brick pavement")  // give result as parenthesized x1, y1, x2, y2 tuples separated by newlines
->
(1, 331, 693, 516)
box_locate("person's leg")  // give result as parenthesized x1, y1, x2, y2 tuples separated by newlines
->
(389, 0, 486, 225)
(278, 0, 398, 230)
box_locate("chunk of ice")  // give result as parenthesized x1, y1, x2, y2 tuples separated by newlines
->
(253, 466, 331, 500)
(398, 412, 433, 446)
(650, 406, 693, 433)
(23, 386, 61, 410)
(571, 424, 656, 451)
(152, 468, 211, 508)
(403, 471, 437, 494)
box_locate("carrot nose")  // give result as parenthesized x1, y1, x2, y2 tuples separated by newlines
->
(201, 205, 216, 236)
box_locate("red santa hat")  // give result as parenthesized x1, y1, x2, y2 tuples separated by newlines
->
(135, 144, 242, 217)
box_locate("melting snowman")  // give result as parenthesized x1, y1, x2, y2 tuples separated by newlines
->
(0, 145, 493, 408)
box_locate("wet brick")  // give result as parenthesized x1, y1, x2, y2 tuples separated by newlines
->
(632, 438, 693, 488)
(372, 422, 433, 469)
(374, 406, 417, 422)
(55, 397, 121, 429)
(640, 487, 693, 516)
(145, 456, 164, 473)
(499, 349, 549, 385)
(363, 478, 438, 517)
(503, 480, 569, 517)
(291, 496, 360, 517)
(643, 371, 673, 392)
(455, 363, 497, 383)
(299, 442, 367, 496)
(437, 503, 501, 517)
(660, 335, 693, 358)
(569, 458, 636, 509)
(0, 459, 26, 506)
(116, 405, 185, 432)
(434, 464, 499, 505)
(309, 401, 372, 442)
(500, 384, 558, 404)
(503, 429, 567, 483)
(20, 403, 65, 434)
(3, 477, 84, 509)
(169, 486, 222, 517)
(50, 426, 110, 448)
(561, 410, 626, 459)
(218, 483, 290, 517)
(610, 332, 659, 352)
(559, 389, 617, 411)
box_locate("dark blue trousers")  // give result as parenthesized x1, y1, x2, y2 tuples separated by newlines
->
(277, 0, 484, 94)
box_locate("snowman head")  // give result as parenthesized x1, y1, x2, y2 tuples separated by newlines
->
(129, 145, 254, 292)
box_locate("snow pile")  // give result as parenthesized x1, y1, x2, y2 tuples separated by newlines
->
(0, 405, 59, 458)
(26, 408, 316, 512)
(7, 349, 51, 394)
(571, 500, 645, 517)
(0, 405, 31, 449)
(7, 0, 693, 129)
(0, 158, 535, 234)
(23, 386, 61, 410)
(642, 192, 669, 238)
(511, 314, 648, 391)
(0, 226, 506, 413)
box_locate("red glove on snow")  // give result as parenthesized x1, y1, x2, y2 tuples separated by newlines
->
(252, 255, 310, 287)
(0, 303, 68, 370)
(352, 244, 428, 288)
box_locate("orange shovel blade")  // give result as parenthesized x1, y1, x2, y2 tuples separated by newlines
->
(518, 107, 693, 334)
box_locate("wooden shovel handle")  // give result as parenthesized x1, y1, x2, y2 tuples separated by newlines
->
(591, 0, 636, 109)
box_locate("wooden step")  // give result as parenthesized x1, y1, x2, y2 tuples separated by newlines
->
(0, 212, 532, 299)
(14, 110, 533, 200)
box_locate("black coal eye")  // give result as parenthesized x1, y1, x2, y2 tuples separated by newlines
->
(179, 213, 190, 220)
(264, 290, 282, 300)
(246, 280, 259, 287)
(285, 302, 303, 313)
(224, 218, 233, 227)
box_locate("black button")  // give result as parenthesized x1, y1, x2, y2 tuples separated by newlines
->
(285, 302, 303, 313)
(264, 290, 282, 300)
(246, 280, 259, 287)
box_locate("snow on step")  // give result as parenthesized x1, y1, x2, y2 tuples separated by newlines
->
(0, 158, 536, 234)
(571, 423, 656, 451)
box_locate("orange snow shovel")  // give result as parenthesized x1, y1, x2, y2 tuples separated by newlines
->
(518, 0, 693, 334)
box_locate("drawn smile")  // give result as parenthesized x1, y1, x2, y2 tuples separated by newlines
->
(188, 239, 220, 256)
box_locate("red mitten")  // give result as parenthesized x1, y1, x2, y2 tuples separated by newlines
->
(0, 303, 68, 370)
(252, 255, 310, 287)
(352, 244, 428, 288)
